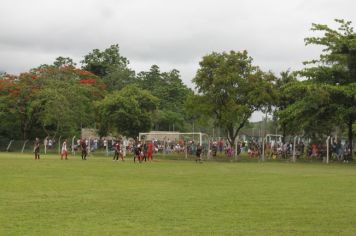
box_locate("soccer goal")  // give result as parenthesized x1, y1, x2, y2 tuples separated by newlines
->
(138, 131, 210, 158)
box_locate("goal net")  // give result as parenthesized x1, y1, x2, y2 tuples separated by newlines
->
(138, 131, 210, 158)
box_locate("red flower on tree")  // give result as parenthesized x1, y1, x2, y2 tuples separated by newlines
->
(79, 78, 96, 84)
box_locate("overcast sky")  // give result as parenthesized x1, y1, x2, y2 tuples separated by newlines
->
(1, 0, 355, 120)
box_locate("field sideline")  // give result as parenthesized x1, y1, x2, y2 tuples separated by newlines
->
(1, 153, 356, 235)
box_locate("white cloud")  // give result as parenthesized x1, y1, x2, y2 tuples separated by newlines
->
(1, 0, 355, 120)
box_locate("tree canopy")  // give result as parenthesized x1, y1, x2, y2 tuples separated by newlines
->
(137, 65, 192, 131)
(0, 63, 103, 139)
(276, 19, 356, 157)
(95, 85, 159, 138)
(190, 50, 276, 146)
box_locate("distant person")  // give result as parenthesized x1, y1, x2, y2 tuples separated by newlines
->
(61, 139, 68, 160)
(80, 139, 87, 160)
(236, 142, 241, 159)
(34, 138, 40, 160)
(212, 142, 217, 157)
(196, 144, 203, 163)
(134, 142, 142, 163)
(113, 141, 124, 161)
(94, 139, 98, 150)
(48, 139, 53, 149)
(142, 142, 148, 162)
(147, 141, 154, 162)
(119, 141, 125, 161)
(103, 139, 108, 150)
(311, 144, 318, 159)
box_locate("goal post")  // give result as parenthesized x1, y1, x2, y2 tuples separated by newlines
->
(139, 132, 209, 145)
(138, 131, 210, 158)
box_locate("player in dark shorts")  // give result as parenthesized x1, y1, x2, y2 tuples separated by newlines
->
(34, 138, 40, 160)
(80, 139, 87, 160)
(142, 142, 148, 162)
(196, 144, 203, 163)
(113, 141, 120, 161)
(112, 140, 125, 161)
(134, 142, 142, 163)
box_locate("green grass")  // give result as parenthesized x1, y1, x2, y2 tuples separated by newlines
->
(1, 153, 356, 235)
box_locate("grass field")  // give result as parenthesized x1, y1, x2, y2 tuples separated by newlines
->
(1, 153, 356, 235)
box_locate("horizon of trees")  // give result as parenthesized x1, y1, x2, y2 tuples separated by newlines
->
(0, 19, 355, 156)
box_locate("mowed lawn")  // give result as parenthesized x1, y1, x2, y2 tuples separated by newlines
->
(1, 153, 356, 236)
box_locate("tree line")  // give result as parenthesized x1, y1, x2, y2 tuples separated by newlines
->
(0, 19, 355, 155)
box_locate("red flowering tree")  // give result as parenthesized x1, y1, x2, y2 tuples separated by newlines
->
(0, 63, 106, 139)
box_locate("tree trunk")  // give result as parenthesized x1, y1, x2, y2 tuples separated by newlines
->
(22, 122, 28, 140)
(226, 116, 250, 155)
(226, 128, 235, 148)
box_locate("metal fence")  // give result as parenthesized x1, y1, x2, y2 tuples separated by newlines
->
(1, 136, 355, 163)
(0, 137, 108, 155)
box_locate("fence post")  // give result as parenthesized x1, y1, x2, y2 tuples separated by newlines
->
(72, 136, 76, 156)
(262, 137, 265, 161)
(122, 138, 127, 158)
(185, 142, 188, 159)
(6, 140, 14, 152)
(326, 136, 331, 164)
(106, 140, 109, 156)
(21, 140, 29, 153)
(292, 136, 298, 163)
(88, 137, 91, 157)
(44, 136, 48, 154)
(163, 138, 166, 157)
(234, 138, 239, 161)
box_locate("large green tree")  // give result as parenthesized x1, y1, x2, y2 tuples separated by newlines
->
(273, 70, 300, 142)
(281, 19, 356, 157)
(192, 50, 276, 146)
(95, 85, 159, 138)
(304, 19, 356, 154)
(0, 62, 103, 139)
(137, 65, 192, 131)
(277, 81, 341, 141)
(31, 79, 95, 138)
(0, 74, 22, 138)
(81, 44, 136, 91)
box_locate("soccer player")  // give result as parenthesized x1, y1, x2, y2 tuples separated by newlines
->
(80, 139, 87, 160)
(34, 138, 40, 160)
(134, 142, 142, 163)
(142, 142, 148, 162)
(196, 144, 203, 163)
(113, 140, 125, 162)
(119, 140, 125, 161)
(61, 139, 68, 160)
(147, 141, 154, 162)
(103, 138, 107, 150)
(113, 140, 120, 161)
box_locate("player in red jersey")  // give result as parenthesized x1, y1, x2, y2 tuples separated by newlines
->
(147, 141, 154, 161)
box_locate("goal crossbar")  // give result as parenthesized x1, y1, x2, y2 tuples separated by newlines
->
(139, 132, 208, 145)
